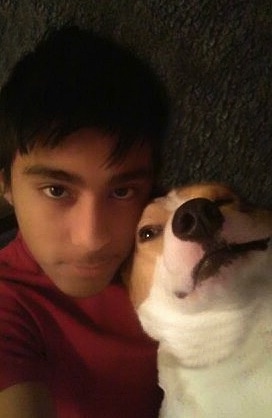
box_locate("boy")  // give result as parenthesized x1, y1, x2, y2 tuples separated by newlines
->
(0, 26, 169, 417)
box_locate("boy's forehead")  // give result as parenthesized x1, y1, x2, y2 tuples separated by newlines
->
(11, 128, 153, 183)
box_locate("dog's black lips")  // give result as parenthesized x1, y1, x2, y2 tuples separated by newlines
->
(192, 237, 271, 286)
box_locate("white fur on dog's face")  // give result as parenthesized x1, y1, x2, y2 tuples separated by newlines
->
(127, 183, 272, 367)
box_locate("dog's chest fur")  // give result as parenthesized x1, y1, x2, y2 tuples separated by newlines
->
(154, 296, 272, 418)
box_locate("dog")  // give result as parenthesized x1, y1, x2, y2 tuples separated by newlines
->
(125, 183, 272, 418)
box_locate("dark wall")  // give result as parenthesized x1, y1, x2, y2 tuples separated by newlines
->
(0, 0, 271, 207)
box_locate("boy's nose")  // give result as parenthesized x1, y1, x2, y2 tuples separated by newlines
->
(70, 198, 111, 250)
(172, 198, 224, 242)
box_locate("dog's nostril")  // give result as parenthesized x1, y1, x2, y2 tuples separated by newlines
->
(172, 198, 224, 242)
(178, 212, 196, 234)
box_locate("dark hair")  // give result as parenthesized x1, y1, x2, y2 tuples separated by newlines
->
(0, 25, 169, 183)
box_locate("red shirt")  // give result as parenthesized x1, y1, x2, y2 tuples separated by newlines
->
(0, 234, 161, 417)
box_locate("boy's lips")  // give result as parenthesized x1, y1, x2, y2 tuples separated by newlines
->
(68, 252, 118, 266)
(72, 256, 115, 268)
(73, 260, 111, 271)
(192, 237, 271, 285)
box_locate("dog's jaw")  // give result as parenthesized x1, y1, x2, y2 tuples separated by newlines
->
(138, 279, 263, 367)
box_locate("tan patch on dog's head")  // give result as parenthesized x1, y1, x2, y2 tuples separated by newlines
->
(171, 182, 240, 207)
(122, 196, 170, 308)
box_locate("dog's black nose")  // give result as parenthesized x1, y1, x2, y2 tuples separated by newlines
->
(172, 198, 224, 242)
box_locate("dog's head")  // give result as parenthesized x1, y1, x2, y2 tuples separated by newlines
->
(125, 183, 272, 366)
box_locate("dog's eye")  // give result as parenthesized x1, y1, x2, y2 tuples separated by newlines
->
(138, 225, 163, 242)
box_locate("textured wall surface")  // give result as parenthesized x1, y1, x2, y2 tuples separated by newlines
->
(0, 0, 271, 207)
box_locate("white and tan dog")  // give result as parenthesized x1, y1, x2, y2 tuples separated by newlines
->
(126, 183, 272, 418)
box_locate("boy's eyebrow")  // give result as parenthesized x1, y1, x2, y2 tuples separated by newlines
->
(23, 164, 152, 185)
(23, 165, 84, 185)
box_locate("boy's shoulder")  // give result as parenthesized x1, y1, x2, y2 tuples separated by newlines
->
(0, 232, 41, 281)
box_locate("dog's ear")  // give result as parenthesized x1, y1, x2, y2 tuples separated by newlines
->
(150, 183, 169, 199)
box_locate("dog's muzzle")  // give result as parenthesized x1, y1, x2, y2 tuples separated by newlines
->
(171, 198, 271, 291)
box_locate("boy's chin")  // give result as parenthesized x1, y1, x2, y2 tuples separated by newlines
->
(47, 267, 117, 298)
(53, 277, 114, 298)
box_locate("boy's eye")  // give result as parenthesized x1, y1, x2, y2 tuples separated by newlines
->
(111, 187, 135, 199)
(43, 186, 69, 199)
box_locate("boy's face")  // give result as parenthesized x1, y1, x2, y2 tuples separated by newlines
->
(3, 128, 153, 297)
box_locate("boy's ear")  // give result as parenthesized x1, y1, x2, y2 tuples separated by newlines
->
(0, 170, 13, 206)
(3, 189, 13, 206)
